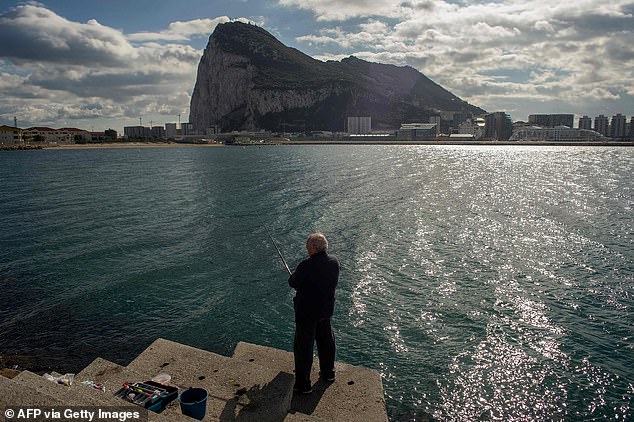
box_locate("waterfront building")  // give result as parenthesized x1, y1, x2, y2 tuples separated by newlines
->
(528, 114, 574, 128)
(23, 127, 87, 144)
(578, 116, 592, 130)
(451, 112, 472, 128)
(124, 126, 151, 138)
(89, 132, 107, 142)
(205, 126, 220, 136)
(23, 127, 55, 143)
(509, 126, 606, 142)
(0, 125, 22, 143)
(396, 123, 437, 140)
(58, 127, 90, 143)
(429, 116, 441, 136)
(594, 115, 609, 136)
(347, 117, 372, 134)
(181, 122, 195, 136)
(457, 118, 485, 139)
(165, 123, 177, 138)
(484, 112, 513, 140)
(630, 117, 634, 137)
(610, 113, 627, 138)
(151, 126, 166, 139)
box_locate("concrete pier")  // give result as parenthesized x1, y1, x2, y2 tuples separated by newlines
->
(0, 339, 388, 421)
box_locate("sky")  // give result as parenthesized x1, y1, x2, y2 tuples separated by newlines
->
(0, 0, 633, 133)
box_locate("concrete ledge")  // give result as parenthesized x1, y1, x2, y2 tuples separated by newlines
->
(233, 342, 388, 422)
(0, 374, 63, 407)
(128, 338, 294, 421)
(12, 370, 127, 407)
(283, 412, 328, 421)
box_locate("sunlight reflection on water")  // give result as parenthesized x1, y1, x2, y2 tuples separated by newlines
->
(0, 146, 632, 421)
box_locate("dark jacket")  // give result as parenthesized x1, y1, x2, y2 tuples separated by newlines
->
(288, 251, 339, 322)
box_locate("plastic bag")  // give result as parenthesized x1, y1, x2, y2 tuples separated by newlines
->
(42, 373, 74, 387)
(151, 373, 171, 386)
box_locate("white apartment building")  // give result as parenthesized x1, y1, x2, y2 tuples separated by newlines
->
(23, 127, 89, 143)
(0, 125, 22, 143)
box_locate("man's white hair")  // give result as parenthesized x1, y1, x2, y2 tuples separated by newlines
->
(306, 232, 328, 252)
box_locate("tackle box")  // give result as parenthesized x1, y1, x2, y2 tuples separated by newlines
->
(114, 380, 178, 413)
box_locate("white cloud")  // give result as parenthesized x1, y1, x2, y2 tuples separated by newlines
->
(0, 5, 137, 65)
(128, 17, 232, 42)
(127, 17, 265, 42)
(0, 4, 250, 130)
(278, 0, 404, 21)
(289, 0, 634, 119)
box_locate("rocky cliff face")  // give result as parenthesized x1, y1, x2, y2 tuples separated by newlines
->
(190, 22, 485, 132)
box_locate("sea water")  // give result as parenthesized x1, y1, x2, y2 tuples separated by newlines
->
(0, 145, 632, 420)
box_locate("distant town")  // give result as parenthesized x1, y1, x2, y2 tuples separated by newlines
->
(1, 112, 633, 148)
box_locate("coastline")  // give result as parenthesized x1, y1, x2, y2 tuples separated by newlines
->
(43, 142, 223, 150)
(1, 140, 630, 151)
(230, 139, 634, 147)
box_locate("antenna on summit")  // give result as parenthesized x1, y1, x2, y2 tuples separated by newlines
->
(14, 116, 17, 128)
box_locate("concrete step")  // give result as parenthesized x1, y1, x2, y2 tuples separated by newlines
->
(283, 412, 328, 421)
(233, 342, 388, 422)
(128, 338, 295, 422)
(0, 373, 64, 407)
(76, 357, 195, 422)
(11, 370, 132, 407)
(7, 370, 191, 422)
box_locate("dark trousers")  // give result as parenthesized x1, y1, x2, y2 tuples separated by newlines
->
(293, 317, 336, 388)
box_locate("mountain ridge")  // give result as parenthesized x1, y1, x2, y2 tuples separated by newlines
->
(190, 22, 485, 132)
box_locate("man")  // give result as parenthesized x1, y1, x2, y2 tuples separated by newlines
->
(288, 232, 339, 394)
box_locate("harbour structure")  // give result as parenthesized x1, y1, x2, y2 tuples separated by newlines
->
(509, 125, 606, 142)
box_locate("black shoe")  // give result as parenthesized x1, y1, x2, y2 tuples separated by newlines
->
(293, 384, 313, 394)
(320, 372, 335, 382)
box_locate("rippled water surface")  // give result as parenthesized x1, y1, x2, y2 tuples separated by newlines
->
(1, 145, 632, 420)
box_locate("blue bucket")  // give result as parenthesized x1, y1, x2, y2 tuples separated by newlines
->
(179, 387, 208, 420)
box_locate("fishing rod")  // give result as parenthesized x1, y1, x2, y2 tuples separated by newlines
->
(264, 225, 292, 276)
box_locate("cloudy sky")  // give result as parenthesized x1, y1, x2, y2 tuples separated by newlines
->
(1, 0, 633, 132)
